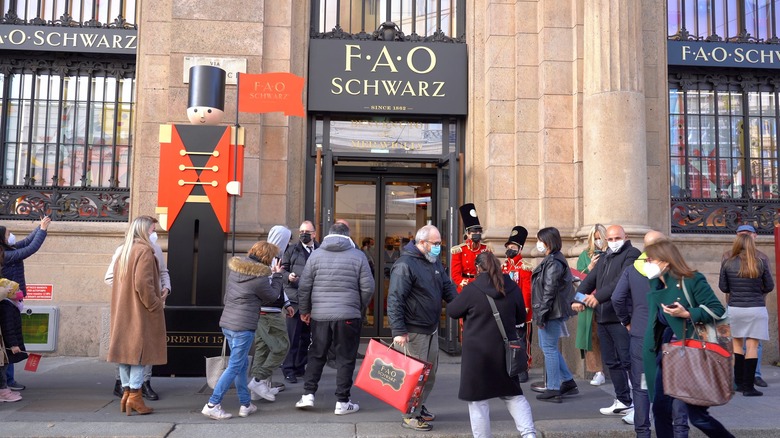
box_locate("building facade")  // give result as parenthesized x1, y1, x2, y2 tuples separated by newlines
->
(0, 0, 776, 367)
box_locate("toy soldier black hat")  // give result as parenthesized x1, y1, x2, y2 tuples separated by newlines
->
(505, 226, 528, 248)
(459, 203, 482, 231)
(188, 65, 226, 111)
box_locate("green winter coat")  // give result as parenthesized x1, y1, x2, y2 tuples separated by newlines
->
(642, 272, 726, 401)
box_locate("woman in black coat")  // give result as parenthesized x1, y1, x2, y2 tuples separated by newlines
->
(448, 252, 536, 438)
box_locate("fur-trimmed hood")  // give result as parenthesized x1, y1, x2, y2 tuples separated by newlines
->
(229, 256, 271, 280)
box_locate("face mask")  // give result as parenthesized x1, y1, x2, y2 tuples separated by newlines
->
(645, 262, 662, 279)
(149, 232, 158, 244)
(608, 239, 624, 252)
(300, 233, 312, 244)
(594, 239, 603, 249)
(505, 249, 519, 259)
(536, 241, 546, 253)
(386, 245, 394, 250)
(471, 233, 482, 243)
(428, 244, 441, 258)
(7, 233, 16, 245)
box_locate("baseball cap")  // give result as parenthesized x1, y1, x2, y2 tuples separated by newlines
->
(736, 224, 756, 233)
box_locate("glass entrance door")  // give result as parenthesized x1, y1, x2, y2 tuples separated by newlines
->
(334, 171, 435, 337)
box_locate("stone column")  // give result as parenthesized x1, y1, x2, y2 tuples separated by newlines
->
(582, 0, 649, 234)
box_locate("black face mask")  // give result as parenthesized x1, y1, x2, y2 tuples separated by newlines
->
(300, 233, 312, 244)
(471, 233, 482, 243)
(386, 245, 394, 250)
(505, 249, 518, 259)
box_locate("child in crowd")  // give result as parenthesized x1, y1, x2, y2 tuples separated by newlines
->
(0, 279, 24, 402)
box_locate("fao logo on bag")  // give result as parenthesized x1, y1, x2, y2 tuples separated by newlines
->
(369, 358, 406, 391)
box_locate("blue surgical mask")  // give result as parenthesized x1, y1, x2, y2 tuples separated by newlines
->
(428, 244, 441, 258)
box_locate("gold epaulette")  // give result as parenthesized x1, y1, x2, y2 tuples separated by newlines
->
(451, 243, 465, 255)
(520, 259, 534, 271)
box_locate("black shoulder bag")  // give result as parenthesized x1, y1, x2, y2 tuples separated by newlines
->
(486, 295, 523, 377)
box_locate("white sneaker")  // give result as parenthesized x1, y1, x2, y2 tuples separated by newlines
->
(600, 399, 632, 416)
(202, 403, 232, 420)
(239, 403, 257, 417)
(296, 393, 315, 409)
(334, 400, 360, 415)
(621, 408, 635, 425)
(248, 378, 276, 402)
(590, 372, 606, 386)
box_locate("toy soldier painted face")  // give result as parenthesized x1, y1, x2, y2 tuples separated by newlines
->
(187, 65, 226, 125)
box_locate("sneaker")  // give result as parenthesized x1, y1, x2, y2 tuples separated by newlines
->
(296, 393, 315, 409)
(755, 376, 768, 388)
(560, 379, 579, 396)
(589, 372, 606, 386)
(239, 403, 257, 417)
(0, 388, 22, 402)
(7, 381, 25, 391)
(600, 399, 632, 416)
(248, 378, 276, 402)
(419, 405, 435, 422)
(269, 380, 285, 392)
(530, 381, 546, 393)
(622, 408, 635, 425)
(402, 417, 433, 431)
(202, 403, 232, 420)
(535, 389, 562, 403)
(334, 400, 360, 415)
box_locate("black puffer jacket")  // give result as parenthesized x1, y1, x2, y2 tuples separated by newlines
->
(388, 241, 458, 336)
(576, 240, 641, 323)
(718, 256, 774, 308)
(0, 299, 28, 364)
(531, 251, 571, 326)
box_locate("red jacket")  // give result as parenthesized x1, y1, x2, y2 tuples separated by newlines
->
(502, 255, 533, 321)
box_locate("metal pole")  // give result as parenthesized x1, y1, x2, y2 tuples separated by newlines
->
(231, 72, 241, 257)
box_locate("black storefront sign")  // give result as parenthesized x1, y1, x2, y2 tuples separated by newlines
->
(668, 40, 780, 69)
(308, 39, 467, 115)
(0, 25, 137, 55)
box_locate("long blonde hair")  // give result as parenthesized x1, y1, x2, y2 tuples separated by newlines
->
(729, 234, 762, 278)
(587, 224, 607, 258)
(117, 216, 155, 278)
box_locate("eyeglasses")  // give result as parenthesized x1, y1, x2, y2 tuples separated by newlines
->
(426, 241, 442, 246)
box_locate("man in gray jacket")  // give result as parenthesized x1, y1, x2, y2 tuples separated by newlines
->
(295, 222, 374, 415)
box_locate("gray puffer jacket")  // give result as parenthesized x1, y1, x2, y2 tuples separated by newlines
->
(219, 256, 283, 331)
(298, 234, 375, 321)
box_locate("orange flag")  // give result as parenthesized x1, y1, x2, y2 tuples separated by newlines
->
(238, 72, 305, 116)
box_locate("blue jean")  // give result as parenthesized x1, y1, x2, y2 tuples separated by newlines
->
(209, 328, 254, 406)
(629, 335, 650, 437)
(537, 318, 573, 391)
(118, 364, 145, 390)
(6, 363, 14, 384)
(597, 322, 632, 405)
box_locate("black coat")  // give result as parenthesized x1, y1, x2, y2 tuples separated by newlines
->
(280, 240, 319, 305)
(719, 256, 774, 308)
(576, 241, 641, 323)
(611, 263, 651, 337)
(0, 299, 28, 364)
(447, 274, 525, 401)
(531, 251, 571, 326)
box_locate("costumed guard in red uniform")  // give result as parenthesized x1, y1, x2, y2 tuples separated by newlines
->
(450, 203, 489, 293)
(502, 225, 533, 382)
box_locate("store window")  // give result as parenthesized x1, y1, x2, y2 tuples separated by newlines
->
(668, 0, 780, 42)
(669, 72, 780, 234)
(311, 0, 465, 41)
(2, 0, 136, 28)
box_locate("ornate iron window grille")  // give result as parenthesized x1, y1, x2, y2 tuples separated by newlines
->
(0, 186, 129, 221)
(668, 0, 779, 44)
(1, 0, 137, 29)
(669, 71, 780, 235)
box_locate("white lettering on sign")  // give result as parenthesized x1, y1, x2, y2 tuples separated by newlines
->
(183, 57, 247, 85)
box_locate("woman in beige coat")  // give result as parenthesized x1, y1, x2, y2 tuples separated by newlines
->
(107, 216, 167, 415)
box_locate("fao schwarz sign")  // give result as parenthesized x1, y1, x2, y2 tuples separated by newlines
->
(0, 25, 137, 55)
(308, 39, 467, 115)
(668, 40, 780, 69)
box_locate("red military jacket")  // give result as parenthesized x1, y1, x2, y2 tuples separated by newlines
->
(503, 255, 533, 322)
(450, 239, 489, 293)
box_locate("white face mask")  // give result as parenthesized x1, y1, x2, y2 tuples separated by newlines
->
(536, 241, 546, 253)
(645, 262, 662, 279)
(594, 239, 603, 249)
(608, 239, 624, 253)
(149, 232, 158, 244)
(7, 233, 16, 245)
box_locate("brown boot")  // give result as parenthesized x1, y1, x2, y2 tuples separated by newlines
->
(120, 387, 130, 412)
(125, 389, 153, 415)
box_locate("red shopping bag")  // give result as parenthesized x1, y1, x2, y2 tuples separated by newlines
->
(355, 339, 432, 414)
(24, 353, 41, 372)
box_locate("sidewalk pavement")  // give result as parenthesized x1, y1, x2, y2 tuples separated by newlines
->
(0, 353, 778, 437)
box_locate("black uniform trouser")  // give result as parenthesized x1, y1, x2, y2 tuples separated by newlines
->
(282, 308, 311, 377)
(302, 318, 361, 402)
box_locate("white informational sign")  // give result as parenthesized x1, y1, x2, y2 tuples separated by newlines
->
(183, 56, 247, 85)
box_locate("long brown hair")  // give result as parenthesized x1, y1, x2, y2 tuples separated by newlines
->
(476, 251, 505, 295)
(248, 241, 279, 265)
(644, 240, 696, 279)
(729, 234, 762, 278)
